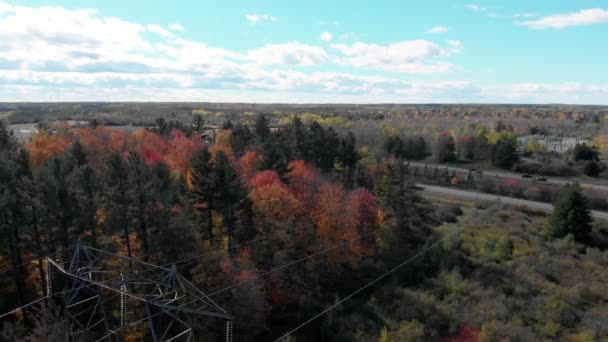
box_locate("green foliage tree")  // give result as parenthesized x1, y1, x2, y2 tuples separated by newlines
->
(525, 138, 546, 154)
(546, 189, 593, 243)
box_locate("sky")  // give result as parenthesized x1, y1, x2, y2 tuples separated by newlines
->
(1, 0, 608, 104)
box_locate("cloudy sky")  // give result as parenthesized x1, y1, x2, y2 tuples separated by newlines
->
(1, 0, 608, 103)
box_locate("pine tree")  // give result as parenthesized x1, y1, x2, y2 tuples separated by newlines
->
(546, 188, 593, 243)
(189, 147, 216, 245)
(68, 164, 102, 247)
(106, 153, 134, 259)
(255, 114, 270, 144)
(127, 152, 155, 259)
(338, 131, 359, 187)
(214, 151, 245, 254)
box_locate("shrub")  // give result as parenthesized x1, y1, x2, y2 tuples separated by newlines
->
(583, 160, 600, 177)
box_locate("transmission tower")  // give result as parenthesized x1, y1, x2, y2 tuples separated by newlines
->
(45, 241, 233, 341)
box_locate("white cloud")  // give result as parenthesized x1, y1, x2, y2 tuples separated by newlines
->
(1, 1, 605, 104)
(331, 40, 459, 74)
(518, 8, 608, 29)
(247, 42, 328, 66)
(513, 13, 535, 19)
(447, 40, 463, 54)
(147, 24, 175, 38)
(0, 0, 13, 14)
(320, 32, 333, 42)
(427, 26, 448, 34)
(467, 4, 486, 12)
(245, 13, 277, 24)
(168, 23, 184, 31)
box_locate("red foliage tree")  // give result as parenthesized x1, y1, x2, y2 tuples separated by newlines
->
(443, 324, 479, 342)
(250, 170, 283, 189)
(285, 160, 325, 207)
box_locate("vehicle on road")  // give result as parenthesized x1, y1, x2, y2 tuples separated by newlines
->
(522, 174, 532, 178)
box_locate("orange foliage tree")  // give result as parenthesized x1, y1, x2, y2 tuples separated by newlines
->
(249, 175, 301, 232)
(312, 184, 363, 263)
(164, 130, 201, 175)
(209, 129, 234, 160)
(25, 130, 70, 167)
(235, 151, 259, 185)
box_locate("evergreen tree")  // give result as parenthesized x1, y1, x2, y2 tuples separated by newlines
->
(0, 150, 27, 305)
(192, 115, 205, 134)
(230, 123, 255, 157)
(67, 139, 88, 170)
(255, 114, 270, 143)
(214, 151, 245, 253)
(126, 152, 155, 259)
(290, 116, 307, 159)
(491, 139, 518, 169)
(546, 188, 593, 243)
(106, 153, 134, 259)
(259, 133, 291, 175)
(39, 156, 75, 259)
(189, 147, 216, 245)
(338, 131, 359, 186)
(68, 164, 102, 247)
(0, 121, 17, 152)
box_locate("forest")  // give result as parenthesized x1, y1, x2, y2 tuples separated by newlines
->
(1, 112, 607, 341)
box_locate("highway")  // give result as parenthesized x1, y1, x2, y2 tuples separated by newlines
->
(419, 184, 608, 221)
(408, 162, 608, 193)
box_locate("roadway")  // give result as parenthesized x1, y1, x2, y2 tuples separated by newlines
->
(419, 184, 608, 221)
(407, 162, 608, 193)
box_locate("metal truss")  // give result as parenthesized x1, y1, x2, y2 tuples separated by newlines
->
(46, 241, 234, 341)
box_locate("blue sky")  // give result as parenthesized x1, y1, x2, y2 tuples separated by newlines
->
(1, 0, 608, 103)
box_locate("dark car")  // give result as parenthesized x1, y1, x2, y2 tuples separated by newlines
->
(522, 174, 532, 178)
(536, 177, 547, 182)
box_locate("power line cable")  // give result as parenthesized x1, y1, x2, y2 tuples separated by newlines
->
(207, 208, 433, 297)
(274, 223, 463, 341)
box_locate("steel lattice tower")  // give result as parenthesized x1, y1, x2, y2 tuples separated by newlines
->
(46, 241, 233, 341)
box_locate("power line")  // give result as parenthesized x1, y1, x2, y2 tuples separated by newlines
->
(207, 208, 433, 297)
(0, 292, 66, 320)
(274, 224, 463, 341)
(0, 243, 78, 275)
(27, 293, 121, 339)
(159, 219, 317, 270)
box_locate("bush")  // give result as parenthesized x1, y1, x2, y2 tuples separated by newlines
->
(573, 143, 599, 161)
(583, 160, 600, 177)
